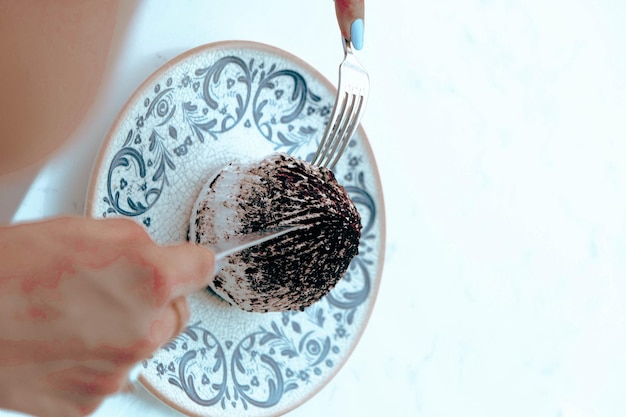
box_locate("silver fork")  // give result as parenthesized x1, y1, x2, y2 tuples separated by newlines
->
(311, 37, 369, 170)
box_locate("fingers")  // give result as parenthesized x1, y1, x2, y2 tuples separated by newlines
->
(45, 365, 123, 417)
(87, 217, 208, 334)
(118, 296, 190, 394)
(334, 0, 365, 50)
(168, 295, 191, 339)
(47, 366, 122, 397)
(155, 242, 215, 300)
(97, 217, 214, 299)
(91, 217, 209, 334)
(149, 295, 191, 345)
(5, 217, 208, 417)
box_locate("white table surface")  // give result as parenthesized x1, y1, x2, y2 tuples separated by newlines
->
(3, 0, 626, 416)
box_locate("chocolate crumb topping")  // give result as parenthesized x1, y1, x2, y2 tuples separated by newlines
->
(191, 153, 362, 312)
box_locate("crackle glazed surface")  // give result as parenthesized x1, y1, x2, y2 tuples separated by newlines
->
(87, 41, 384, 417)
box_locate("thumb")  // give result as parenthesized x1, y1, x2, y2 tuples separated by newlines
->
(161, 243, 215, 298)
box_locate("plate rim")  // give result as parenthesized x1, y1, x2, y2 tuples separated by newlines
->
(85, 39, 386, 417)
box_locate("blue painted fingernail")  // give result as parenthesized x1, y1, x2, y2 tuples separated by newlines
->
(350, 18, 364, 50)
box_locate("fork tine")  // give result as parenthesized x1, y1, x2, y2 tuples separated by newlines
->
(312, 37, 368, 169)
(322, 93, 357, 168)
(311, 91, 348, 166)
(319, 96, 351, 168)
(328, 93, 366, 170)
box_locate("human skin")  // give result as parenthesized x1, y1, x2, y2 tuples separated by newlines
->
(0, 0, 364, 175)
(334, 0, 365, 44)
(0, 217, 213, 417)
(0, 1, 364, 415)
(0, 0, 120, 175)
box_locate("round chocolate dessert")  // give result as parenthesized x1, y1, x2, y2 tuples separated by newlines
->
(190, 153, 361, 312)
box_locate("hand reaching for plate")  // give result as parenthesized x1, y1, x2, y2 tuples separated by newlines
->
(334, 0, 365, 50)
(0, 217, 213, 417)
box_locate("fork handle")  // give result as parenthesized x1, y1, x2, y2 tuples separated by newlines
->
(342, 37, 353, 55)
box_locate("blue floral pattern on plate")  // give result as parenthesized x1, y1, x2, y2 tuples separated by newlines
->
(87, 41, 384, 417)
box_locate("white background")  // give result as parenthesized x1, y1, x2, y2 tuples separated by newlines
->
(2, 0, 626, 416)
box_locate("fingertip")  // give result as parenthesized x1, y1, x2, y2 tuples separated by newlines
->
(169, 243, 215, 297)
(193, 244, 215, 286)
(334, 0, 365, 47)
(350, 18, 364, 50)
(170, 295, 190, 337)
(188, 242, 215, 276)
(149, 295, 191, 347)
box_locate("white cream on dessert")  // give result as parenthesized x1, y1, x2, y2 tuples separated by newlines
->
(190, 153, 361, 312)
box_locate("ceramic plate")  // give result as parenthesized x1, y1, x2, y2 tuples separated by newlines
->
(87, 41, 384, 417)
